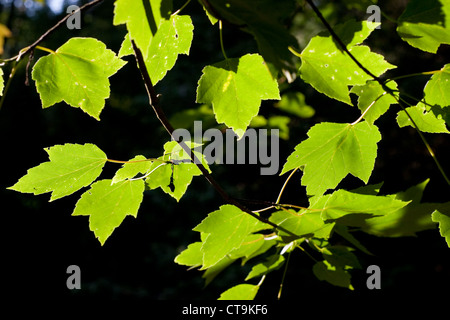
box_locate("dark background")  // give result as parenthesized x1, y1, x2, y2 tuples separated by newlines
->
(0, 0, 449, 306)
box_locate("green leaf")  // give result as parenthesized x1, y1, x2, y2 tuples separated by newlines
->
(432, 210, 450, 247)
(118, 33, 133, 58)
(298, 20, 395, 104)
(334, 225, 373, 255)
(145, 141, 209, 201)
(228, 234, 265, 261)
(72, 179, 145, 245)
(350, 81, 398, 124)
(113, 0, 172, 58)
(31, 38, 126, 120)
(145, 15, 194, 84)
(245, 254, 285, 281)
(196, 53, 280, 138)
(203, 256, 236, 286)
(174, 242, 203, 267)
(359, 180, 450, 237)
(423, 64, 450, 108)
(281, 121, 382, 196)
(270, 209, 335, 240)
(112, 155, 152, 184)
(310, 189, 409, 222)
(321, 245, 362, 269)
(0, 67, 4, 96)
(218, 284, 259, 300)
(396, 103, 450, 133)
(397, 0, 450, 53)
(8, 143, 107, 201)
(312, 260, 354, 289)
(193, 205, 269, 269)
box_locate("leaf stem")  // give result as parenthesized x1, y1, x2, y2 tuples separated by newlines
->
(172, 0, 192, 16)
(350, 91, 388, 126)
(277, 250, 291, 300)
(276, 168, 298, 204)
(107, 158, 169, 164)
(385, 70, 439, 83)
(219, 20, 228, 60)
(35, 45, 56, 55)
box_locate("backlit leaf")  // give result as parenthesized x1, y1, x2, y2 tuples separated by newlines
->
(245, 254, 285, 281)
(113, 0, 172, 58)
(193, 205, 270, 269)
(145, 141, 209, 201)
(72, 179, 145, 245)
(423, 64, 450, 108)
(350, 81, 398, 124)
(396, 103, 449, 133)
(281, 121, 382, 196)
(8, 143, 106, 201)
(298, 20, 395, 104)
(397, 0, 450, 53)
(112, 155, 152, 184)
(360, 180, 447, 237)
(310, 189, 409, 221)
(270, 209, 335, 240)
(432, 210, 450, 247)
(196, 53, 280, 138)
(312, 260, 354, 289)
(32, 38, 126, 119)
(145, 14, 194, 84)
(218, 284, 259, 300)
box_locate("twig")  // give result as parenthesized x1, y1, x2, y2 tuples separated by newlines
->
(17, 0, 104, 60)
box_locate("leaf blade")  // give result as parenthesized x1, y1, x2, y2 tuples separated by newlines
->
(8, 143, 107, 201)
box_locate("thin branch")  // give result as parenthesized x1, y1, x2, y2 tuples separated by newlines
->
(17, 0, 104, 60)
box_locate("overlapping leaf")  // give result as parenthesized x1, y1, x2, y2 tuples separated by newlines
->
(313, 260, 353, 289)
(432, 211, 450, 247)
(310, 189, 409, 221)
(145, 141, 210, 201)
(361, 197, 449, 237)
(8, 143, 107, 201)
(396, 103, 449, 133)
(113, 0, 172, 58)
(196, 53, 280, 138)
(281, 121, 382, 196)
(204, 0, 299, 72)
(112, 155, 152, 184)
(423, 64, 450, 108)
(0, 67, 4, 96)
(397, 0, 450, 53)
(270, 209, 335, 240)
(72, 179, 145, 245)
(350, 81, 398, 124)
(32, 38, 126, 120)
(245, 254, 285, 281)
(145, 15, 194, 84)
(298, 20, 395, 105)
(193, 205, 270, 269)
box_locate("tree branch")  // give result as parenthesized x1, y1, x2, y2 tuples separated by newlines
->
(2, 0, 104, 63)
